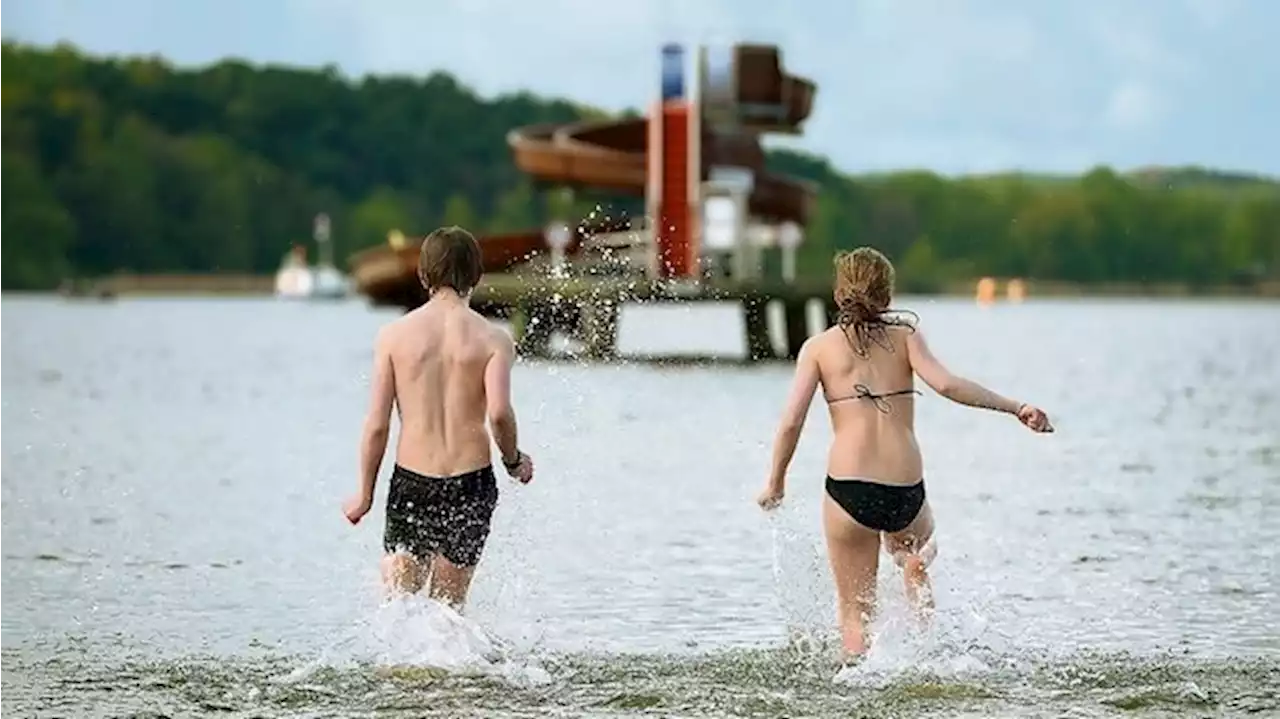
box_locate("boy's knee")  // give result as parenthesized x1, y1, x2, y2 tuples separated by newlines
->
(382, 553, 414, 573)
(381, 552, 424, 592)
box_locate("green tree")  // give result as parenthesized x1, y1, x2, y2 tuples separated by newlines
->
(1, 153, 75, 288)
(897, 236, 945, 294)
(58, 114, 167, 273)
(796, 189, 847, 278)
(488, 181, 536, 234)
(348, 187, 416, 250)
(1, 40, 1277, 292)
(441, 194, 479, 231)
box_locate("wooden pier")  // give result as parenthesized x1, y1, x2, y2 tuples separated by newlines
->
(469, 273, 836, 361)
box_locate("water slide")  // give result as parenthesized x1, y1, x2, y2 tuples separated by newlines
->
(349, 44, 817, 308)
(487, 116, 815, 258)
(507, 118, 814, 225)
(351, 120, 816, 305)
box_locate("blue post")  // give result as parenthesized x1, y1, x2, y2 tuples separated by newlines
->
(661, 43, 684, 101)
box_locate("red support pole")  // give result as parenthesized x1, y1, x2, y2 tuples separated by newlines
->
(654, 101, 694, 278)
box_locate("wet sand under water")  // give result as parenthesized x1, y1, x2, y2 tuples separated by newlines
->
(3, 296, 1279, 717)
(4, 635, 1277, 718)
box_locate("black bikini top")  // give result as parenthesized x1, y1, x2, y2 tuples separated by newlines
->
(825, 384, 921, 413)
(827, 315, 920, 413)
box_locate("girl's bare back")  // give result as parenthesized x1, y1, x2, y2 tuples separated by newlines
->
(812, 325, 924, 485)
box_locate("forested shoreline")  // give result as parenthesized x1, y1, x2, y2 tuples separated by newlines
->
(3, 42, 1278, 292)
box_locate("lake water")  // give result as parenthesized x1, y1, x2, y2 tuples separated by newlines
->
(2, 294, 1278, 718)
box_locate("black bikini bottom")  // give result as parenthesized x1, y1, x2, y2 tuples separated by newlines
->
(825, 477, 925, 533)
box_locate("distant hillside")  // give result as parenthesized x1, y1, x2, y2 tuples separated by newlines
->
(2, 41, 1277, 291)
(1126, 166, 1278, 192)
(954, 167, 1278, 193)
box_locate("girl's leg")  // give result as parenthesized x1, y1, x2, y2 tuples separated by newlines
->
(884, 501, 937, 620)
(822, 494, 882, 657)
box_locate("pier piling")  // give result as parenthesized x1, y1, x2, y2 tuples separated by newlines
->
(476, 274, 833, 362)
(577, 299, 621, 359)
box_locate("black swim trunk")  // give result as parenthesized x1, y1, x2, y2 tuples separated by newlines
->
(825, 477, 925, 533)
(383, 464, 499, 567)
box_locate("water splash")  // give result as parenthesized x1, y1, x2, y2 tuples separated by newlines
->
(280, 594, 552, 688)
(766, 504, 1010, 687)
(363, 594, 500, 668)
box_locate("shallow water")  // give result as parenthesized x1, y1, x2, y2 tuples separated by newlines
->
(3, 294, 1278, 717)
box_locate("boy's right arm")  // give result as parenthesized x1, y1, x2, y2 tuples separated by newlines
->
(906, 327, 1023, 415)
(483, 328, 521, 466)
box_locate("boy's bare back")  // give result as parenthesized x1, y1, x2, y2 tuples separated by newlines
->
(384, 298, 513, 477)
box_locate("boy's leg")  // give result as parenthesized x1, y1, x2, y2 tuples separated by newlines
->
(381, 551, 427, 597)
(428, 468, 499, 610)
(428, 557, 477, 609)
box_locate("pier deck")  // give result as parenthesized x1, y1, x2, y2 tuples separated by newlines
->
(469, 273, 836, 361)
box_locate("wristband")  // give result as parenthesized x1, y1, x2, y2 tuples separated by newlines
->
(502, 451, 523, 471)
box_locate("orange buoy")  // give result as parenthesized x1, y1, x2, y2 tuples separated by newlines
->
(975, 277, 997, 305)
(1007, 278, 1026, 303)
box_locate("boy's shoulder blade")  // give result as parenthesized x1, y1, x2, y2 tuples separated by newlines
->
(489, 321, 515, 347)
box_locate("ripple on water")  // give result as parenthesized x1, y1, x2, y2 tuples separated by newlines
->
(5, 297, 1279, 717)
(3, 645, 1277, 719)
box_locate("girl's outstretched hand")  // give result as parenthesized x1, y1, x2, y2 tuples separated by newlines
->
(757, 484, 785, 511)
(1017, 404, 1054, 433)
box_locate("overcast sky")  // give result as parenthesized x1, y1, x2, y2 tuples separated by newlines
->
(5, 0, 1277, 176)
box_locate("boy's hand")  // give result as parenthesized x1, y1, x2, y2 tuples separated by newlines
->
(342, 492, 373, 525)
(519, 454, 535, 484)
(505, 452, 534, 484)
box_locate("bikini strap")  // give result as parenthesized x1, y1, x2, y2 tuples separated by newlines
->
(852, 384, 920, 401)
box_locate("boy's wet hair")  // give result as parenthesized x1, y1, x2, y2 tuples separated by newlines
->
(418, 225, 483, 295)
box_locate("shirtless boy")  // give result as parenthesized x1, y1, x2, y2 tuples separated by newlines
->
(342, 226, 534, 609)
